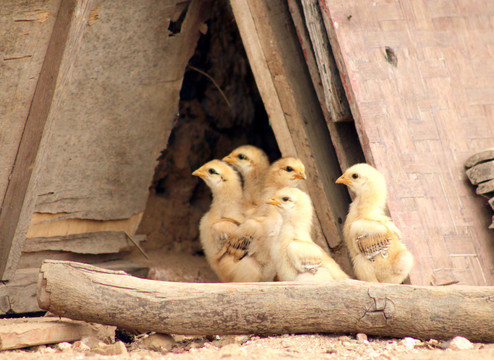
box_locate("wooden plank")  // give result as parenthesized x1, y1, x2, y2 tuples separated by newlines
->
(26, 212, 142, 238)
(0, 0, 89, 280)
(466, 161, 494, 185)
(23, 232, 145, 254)
(38, 260, 494, 342)
(300, 0, 351, 122)
(318, 0, 494, 286)
(476, 179, 494, 197)
(33, 0, 211, 221)
(229, 0, 351, 255)
(0, 317, 115, 350)
(287, 0, 365, 171)
(0, 0, 61, 208)
(465, 148, 494, 168)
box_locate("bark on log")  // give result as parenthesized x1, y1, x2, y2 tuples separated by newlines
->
(37, 260, 494, 342)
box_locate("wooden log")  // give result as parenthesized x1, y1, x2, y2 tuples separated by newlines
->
(0, 317, 115, 350)
(465, 148, 494, 169)
(37, 260, 494, 342)
(466, 160, 494, 185)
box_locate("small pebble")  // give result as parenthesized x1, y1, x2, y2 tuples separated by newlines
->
(356, 333, 369, 344)
(55, 342, 72, 352)
(401, 337, 419, 350)
(447, 336, 474, 351)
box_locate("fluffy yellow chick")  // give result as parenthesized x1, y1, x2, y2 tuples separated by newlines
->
(222, 145, 270, 209)
(221, 157, 308, 281)
(192, 160, 262, 282)
(336, 163, 414, 284)
(267, 187, 349, 281)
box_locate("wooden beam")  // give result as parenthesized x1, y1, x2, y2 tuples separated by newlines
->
(229, 0, 350, 251)
(0, 317, 115, 350)
(38, 260, 494, 342)
(0, 0, 95, 280)
(299, 0, 351, 122)
(286, 0, 364, 171)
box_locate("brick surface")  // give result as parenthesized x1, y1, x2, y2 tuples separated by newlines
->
(322, 0, 494, 285)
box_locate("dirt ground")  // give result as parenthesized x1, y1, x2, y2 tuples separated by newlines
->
(2, 332, 494, 360)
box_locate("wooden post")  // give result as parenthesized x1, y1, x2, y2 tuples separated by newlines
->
(38, 260, 494, 342)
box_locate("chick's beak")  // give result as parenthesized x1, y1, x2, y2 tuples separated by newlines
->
(222, 155, 235, 164)
(335, 174, 350, 185)
(293, 171, 307, 180)
(267, 198, 281, 207)
(192, 169, 206, 179)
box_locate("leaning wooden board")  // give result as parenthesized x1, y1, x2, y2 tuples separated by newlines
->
(319, 0, 494, 286)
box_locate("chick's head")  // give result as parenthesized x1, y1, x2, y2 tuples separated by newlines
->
(192, 159, 238, 190)
(222, 145, 269, 176)
(268, 187, 313, 219)
(269, 157, 307, 187)
(335, 163, 387, 199)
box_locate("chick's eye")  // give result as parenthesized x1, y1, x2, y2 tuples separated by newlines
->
(238, 154, 247, 160)
(208, 168, 217, 175)
(285, 166, 293, 172)
(352, 173, 359, 179)
(282, 196, 290, 202)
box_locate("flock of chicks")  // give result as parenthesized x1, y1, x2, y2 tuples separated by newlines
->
(192, 145, 414, 284)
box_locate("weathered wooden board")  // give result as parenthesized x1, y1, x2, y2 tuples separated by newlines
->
(0, 0, 86, 281)
(33, 0, 210, 221)
(0, 317, 115, 350)
(286, 0, 365, 171)
(0, 0, 61, 208)
(465, 148, 494, 169)
(466, 161, 494, 185)
(299, 0, 351, 123)
(229, 0, 351, 263)
(320, 0, 494, 286)
(37, 260, 494, 342)
(23, 232, 145, 254)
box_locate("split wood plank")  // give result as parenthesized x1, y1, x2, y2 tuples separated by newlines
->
(299, 0, 351, 123)
(0, 317, 115, 350)
(37, 260, 494, 342)
(0, 0, 92, 281)
(26, 212, 143, 239)
(229, 0, 350, 251)
(465, 148, 494, 169)
(23, 232, 145, 254)
(466, 161, 494, 185)
(476, 179, 494, 197)
(286, 0, 365, 171)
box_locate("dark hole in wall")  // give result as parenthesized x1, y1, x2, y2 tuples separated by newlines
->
(138, 1, 280, 255)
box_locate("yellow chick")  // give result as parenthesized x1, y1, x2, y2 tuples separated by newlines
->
(221, 157, 308, 281)
(222, 145, 270, 209)
(336, 163, 414, 284)
(267, 187, 349, 282)
(192, 160, 262, 282)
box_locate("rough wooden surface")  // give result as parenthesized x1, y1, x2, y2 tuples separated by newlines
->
(229, 0, 351, 260)
(38, 260, 494, 342)
(0, 0, 80, 281)
(33, 0, 210, 221)
(300, 0, 351, 122)
(286, 0, 365, 172)
(0, 260, 148, 315)
(466, 161, 494, 186)
(320, 0, 494, 286)
(465, 148, 494, 169)
(0, 317, 115, 350)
